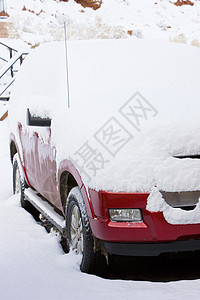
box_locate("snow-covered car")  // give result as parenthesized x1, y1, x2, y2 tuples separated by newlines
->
(9, 38, 200, 273)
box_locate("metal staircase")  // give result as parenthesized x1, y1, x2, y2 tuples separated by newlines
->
(0, 42, 28, 120)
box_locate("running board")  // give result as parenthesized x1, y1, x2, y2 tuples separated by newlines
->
(24, 188, 65, 233)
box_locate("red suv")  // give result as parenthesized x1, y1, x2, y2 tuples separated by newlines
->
(9, 39, 200, 273)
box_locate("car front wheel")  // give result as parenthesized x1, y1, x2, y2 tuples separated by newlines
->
(66, 187, 96, 273)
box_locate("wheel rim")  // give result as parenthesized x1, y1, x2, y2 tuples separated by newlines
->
(70, 204, 83, 255)
(15, 166, 21, 194)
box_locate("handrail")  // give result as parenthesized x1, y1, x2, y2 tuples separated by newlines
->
(0, 42, 17, 53)
(0, 45, 29, 98)
(0, 78, 15, 96)
(0, 42, 18, 77)
(0, 57, 7, 63)
(0, 51, 28, 79)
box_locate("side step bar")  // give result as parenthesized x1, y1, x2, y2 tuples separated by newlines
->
(24, 188, 65, 233)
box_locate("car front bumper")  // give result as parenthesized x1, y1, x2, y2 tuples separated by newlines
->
(102, 239, 200, 256)
(89, 189, 200, 247)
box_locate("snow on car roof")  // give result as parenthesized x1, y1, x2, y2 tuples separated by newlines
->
(9, 38, 200, 194)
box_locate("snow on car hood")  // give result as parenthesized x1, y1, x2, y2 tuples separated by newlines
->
(9, 38, 200, 193)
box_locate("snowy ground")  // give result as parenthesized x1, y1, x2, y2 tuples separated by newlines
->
(0, 120, 200, 300)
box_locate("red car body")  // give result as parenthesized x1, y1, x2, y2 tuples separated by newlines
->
(9, 121, 200, 257)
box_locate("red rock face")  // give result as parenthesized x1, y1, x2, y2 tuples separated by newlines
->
(59, 0, 102, 10)
(0, 10, 9, 17)
(174, 0, 194, 6)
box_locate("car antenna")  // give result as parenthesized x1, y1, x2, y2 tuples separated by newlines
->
(64, 20, 70, 108)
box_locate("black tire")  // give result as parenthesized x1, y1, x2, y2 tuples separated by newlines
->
(66, 187, 96, 273)
(13, 154, 26, 204)
(13, 154, 39, 221)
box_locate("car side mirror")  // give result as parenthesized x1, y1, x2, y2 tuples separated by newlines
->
(27, 109, 51, 127)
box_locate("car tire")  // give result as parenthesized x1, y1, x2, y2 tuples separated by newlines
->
(13, 153, 39, 221)
(66, 187, 96, 273)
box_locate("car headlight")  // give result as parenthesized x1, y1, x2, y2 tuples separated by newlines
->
(109, 208, 142, 222)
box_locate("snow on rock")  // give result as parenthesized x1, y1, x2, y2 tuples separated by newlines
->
(7, 0, 128, 45)
(4, 0, 200, 46)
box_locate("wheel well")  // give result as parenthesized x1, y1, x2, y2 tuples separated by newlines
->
(60, 171, 78, 211)
(10, 141, 17, 164)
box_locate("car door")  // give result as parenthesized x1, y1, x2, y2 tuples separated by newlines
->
(20, 109, 62, 210)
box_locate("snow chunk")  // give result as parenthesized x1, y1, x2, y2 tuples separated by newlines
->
(147, 187, 200, 225)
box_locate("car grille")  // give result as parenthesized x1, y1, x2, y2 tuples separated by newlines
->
(173, 154, 200, 159)
(161, 191, 200, 211)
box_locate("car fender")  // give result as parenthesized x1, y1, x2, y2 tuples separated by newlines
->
(58, 159, 95, 220)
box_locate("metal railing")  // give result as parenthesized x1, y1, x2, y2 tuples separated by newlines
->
(0, 42, 28, 98)
(0, 42, 18, 77)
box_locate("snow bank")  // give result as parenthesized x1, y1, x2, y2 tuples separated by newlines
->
(8, 38, 200, 197)
(1, 196, 200, 300)
(6, 0, 200, 46)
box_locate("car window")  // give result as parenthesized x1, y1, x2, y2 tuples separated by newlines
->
(27, 109, 51, 127)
